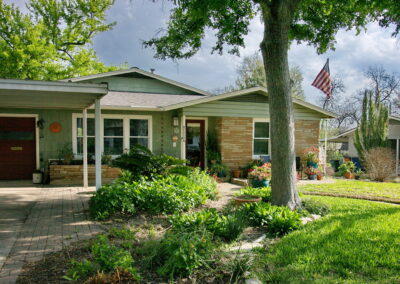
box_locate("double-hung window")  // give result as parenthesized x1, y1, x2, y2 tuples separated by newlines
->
(253, 120, 270, 157)
(73, 114, 152, 157)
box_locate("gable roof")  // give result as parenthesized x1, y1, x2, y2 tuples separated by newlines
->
(163, 87, 337, 118)
(61, 67, 210, 96)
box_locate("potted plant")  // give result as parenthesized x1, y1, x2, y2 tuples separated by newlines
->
(207, 150, 220, 165)
(304, 167, 317, 180)
(355, 169, 363, 180)
(241, 159, 262, 178)
(209, 163, 229, 182)
(231, 164, 242, 178)
(338, 161, 356, 179)
(302, 147, 319, 168)
(248, 163, 271, 188)
(32, 169, 42, 184)
(316, 169, 324, 180)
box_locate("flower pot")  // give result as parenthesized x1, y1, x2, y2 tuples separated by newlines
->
(233, 195, 262, 206)
(251, 179, 269, 188)
(306, 162, 318, 168)
(308, 174, 317, 180)
(232, 170, 241, 178)
(317, 174, 323, 180)
(344, 172, 354, 179)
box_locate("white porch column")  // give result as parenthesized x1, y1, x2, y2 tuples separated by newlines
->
(396, 139, 399, 176)
(83, 108, 88, 188)
(95, 99, 102, 190)
(180, 114, 186, 161)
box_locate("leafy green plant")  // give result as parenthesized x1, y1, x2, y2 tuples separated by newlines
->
(64, 235, 139, 281)
(338, 161, 356, 175)
(237, 187, 271, 202)
(239, 203, 301, 236)
(90, 169, 217, 220)
(139, 229, 214, 278)
(300, 198, 331, 216)
(112, 144, 186, 180)
(169, 208, 246, 242)
(101, 154, 113, 166)
(108, 226, 137, 241)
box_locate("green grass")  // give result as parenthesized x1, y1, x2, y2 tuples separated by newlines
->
(299, 179, 400, 202)
(253, 196, 400, 283)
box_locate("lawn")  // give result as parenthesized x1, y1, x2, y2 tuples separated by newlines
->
(299, 179, 400, 203)
(253, 196, 400, 283)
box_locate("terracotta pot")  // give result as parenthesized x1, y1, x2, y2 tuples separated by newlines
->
(232, 170, 241, 178)
(317, 174, 323, 180)
(233, 195, 262, 206)
(344, 172, 354, 179)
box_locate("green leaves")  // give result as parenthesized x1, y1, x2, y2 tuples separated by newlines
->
(0, 0, 118, 80)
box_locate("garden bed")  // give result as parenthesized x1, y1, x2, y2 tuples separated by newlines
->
(49, 165, 121, 186)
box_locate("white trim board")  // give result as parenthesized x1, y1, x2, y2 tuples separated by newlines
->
(0, 113, 40, 170)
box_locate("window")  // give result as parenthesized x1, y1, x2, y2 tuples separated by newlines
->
(104, 119, 123, 155)
(76, 118, 95, 155)
(72, 114, 152, 157)
(130, 119, 149, 147)
(253, 121, 270, 156)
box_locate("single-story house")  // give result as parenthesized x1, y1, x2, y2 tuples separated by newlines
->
(0, 68, 335, 185)
(324, 115, 400, 174)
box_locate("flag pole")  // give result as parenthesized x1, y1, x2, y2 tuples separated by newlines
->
(324, 119, 328, 176)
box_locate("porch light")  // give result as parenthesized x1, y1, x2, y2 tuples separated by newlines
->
(172, 116, 179, 126)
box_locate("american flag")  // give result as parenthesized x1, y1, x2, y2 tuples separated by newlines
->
(312, 59, 332, 98)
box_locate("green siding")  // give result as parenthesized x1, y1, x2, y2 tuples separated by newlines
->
(83, 77, 200, 95)
(182, 101, 323, 120)
(0, 108, 182, 169)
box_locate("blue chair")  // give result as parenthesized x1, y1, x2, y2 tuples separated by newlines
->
(351, 157, 363, 171)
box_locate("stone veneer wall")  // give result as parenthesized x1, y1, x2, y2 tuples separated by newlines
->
(215, 118, 320, 169)
(216, 117, 253, 169)
(49, 165, 121, 185)
(294, 120, 320, 156)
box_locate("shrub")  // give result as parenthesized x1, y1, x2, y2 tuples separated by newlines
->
(169, 208, 246, 242)
(239, 203, 301, 236)
(112, 144, 186, 180)
(301, 198, 330, 216)
(237, 187, 271, 202)
(364, 147, 395, 181)
(138, 229, 214, 278)
(90, 169, 217, 220)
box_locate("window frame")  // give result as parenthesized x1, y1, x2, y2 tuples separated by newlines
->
(72, 113, 152, 158)
(252, 118, 271, 159)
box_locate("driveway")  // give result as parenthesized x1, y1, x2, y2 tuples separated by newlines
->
(0, 183, 103, 283)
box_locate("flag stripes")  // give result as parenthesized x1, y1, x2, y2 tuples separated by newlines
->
(312, 59, 332, 98)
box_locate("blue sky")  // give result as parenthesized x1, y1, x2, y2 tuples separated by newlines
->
(9, 0, 400, 105)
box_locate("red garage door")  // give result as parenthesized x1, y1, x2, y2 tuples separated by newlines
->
(0, 117, 36, 180)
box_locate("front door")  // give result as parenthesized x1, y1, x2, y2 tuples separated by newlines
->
(186, 120, 205, 169)
(0, 117, 36, 180)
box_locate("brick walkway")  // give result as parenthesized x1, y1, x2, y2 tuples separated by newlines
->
(0, 186, 104, 284)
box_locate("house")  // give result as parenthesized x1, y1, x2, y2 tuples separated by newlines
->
(0, 68, 335, 185)
(324, 115, 400, 174)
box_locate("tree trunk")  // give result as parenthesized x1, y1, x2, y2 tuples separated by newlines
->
(259, 0, 301, 209)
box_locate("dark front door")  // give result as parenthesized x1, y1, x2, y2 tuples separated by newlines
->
(186, 120, 205, 169)
(0, 117, 36, 180)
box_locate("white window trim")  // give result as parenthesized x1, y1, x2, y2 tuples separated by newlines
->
(252, 118, 271, 159)
(72, 113, 152, 158)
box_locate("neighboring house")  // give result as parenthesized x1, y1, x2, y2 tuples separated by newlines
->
(325, 116, 400, 173)
(0, 68, 335, 184)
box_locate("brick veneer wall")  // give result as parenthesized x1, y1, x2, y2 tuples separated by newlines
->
(216, 117, 253, 169)
(294, 120, 320, 156)
(49, 165, 121, 186)
(215, 118, 320, 169)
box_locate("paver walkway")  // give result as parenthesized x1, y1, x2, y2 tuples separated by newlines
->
(0, 185, 104, 284)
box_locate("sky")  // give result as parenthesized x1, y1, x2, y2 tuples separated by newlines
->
(8, 0, 400, 105)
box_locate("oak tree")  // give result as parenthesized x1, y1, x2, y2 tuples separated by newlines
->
(144, 0, 399, 208)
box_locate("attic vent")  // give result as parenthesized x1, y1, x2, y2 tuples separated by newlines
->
(150, 68, 155, 74)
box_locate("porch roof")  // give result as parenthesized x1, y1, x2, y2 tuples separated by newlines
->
(0, 79, 108, 109)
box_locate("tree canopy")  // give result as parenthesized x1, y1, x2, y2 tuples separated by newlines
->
(144, 0, 399, 208)
(0, 0, 118, 80)
(233, 52, 305, 99)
